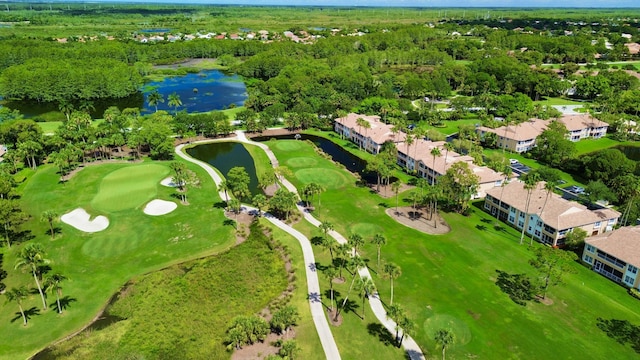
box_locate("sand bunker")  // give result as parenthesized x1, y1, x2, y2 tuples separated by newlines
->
(144, 199, 177, 216)
(160, 176, 183, 188)
(61, 208, 109, 233)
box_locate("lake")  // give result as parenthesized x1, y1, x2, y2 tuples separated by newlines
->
(1, 69, 247, 119)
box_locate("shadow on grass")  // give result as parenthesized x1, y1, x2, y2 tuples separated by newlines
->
(11, 307, 40, 324)
(213, 201, 227, 209)
(310, 236, 324, 246)
(596, 318, 640, 353)
(52, 296, 77, 313)
(367, 322, 396, 346)
(475, 224, 487, 231)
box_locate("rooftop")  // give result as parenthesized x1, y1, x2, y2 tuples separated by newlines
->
(477, 118, 548, 141)
(586, 226, 640, 267)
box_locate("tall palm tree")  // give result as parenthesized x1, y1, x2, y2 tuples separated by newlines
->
(219, 180, 230, 208)
(430, 146, 442, 185)
(5, 286, 29, 326)
(167, 92, 182, 114)
(434, 329, 455, 360)
(383, 262, 402, 305)
(355, 117, 368, 151)
(348, 233, 364, 256)
(335, 256, 365, 321)
(40, 210, 58, 239)
(519, 173, 541, 245)
(44, 273, 67, 314)
(392, 181, 401, 213)
(320, 221, 335, 261)
(496, 164, 513, 221)
(532, 180, 557, 246)
(58, 101, 74, 122)
(387, 303, 406, 345)
(371, 233, 387, 271)
(358, 277, 376, 320)
(404, 132, 415, 171)
(443, 142, 454, 171)
(14, 243, 50, 310)
(147, 90, 164, 113)
(324, 266, 339, 312)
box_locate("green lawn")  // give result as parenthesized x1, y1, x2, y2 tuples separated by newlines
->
(37, 119, 105, 135)
(534, 97, 587, 106)
(266, 137, 640, 359)
(0, 160, 235, 360)
(91, 164, 170, 213)
(574, 136, 640, 156)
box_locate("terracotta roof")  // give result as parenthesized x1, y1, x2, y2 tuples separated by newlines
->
(558, 114, 608, 132)
(335, 113, 405, 145)
(486, 181, 620, 230)
(586, 226, 640, 267)
(626, 42, 640, 55)
(477, 118, 548, 141)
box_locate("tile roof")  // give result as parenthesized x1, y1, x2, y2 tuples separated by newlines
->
(335, 113, 405, 145)
(558, 114, 608, 132)
(477, 118, 548, 141)
(486, 181, 620, 230)
(586, 226, 640, 267)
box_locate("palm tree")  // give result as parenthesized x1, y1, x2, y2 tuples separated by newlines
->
(335, 256, 365, 321)
(443, 142, 454, 171)
(430, 146, 442, 185)
(324, 266, 338, 312)
(355, 117, 368, 151)
(219, 180, 230, 208)
(14, 243, 49, 310)
(371, 233, 387, 271)
(252, 194, 268, 217)
(44, 273, 67, 314)
(58, 101, 74, 122)
(348, 233, 364, 256)
(167, 92, 182, 114)
(532, 180, 557, 246)
(40, 210, 58, 239)
(520, 172, 541, 245)
(392, 181, 401, 213)
(5, 286, 29, 326)
(434, 329, 455, 360)
(148, 90, 164, 113)
(404, 132, 415, 171)
(383, 262, 402, 305)
(320, 221, 335, 261)
(358, 277, 376, 320)
(496, 164, 513, 221)
(387, 303, 406, 345)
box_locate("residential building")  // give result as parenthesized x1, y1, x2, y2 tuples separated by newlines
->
(397, 138, 504, 198)
(558, 114, 608, 141)
(583, 226, 640, 289)
(484, 181, 620, 247)
(334, 113, 405, 154)
(476, 118, 548, 153)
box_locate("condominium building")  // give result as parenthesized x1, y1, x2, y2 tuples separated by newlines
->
(334, 113, 404, 154)
(558, 114, 609, 141)
(484, 181, 620, 247)
(476, 118, 548, 153)
(583, 226, 640, 289)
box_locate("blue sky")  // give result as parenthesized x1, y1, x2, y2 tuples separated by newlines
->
(67, 0, 640, 8)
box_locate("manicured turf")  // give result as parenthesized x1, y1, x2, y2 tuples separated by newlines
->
(91, 164, 170, 213)
(295, 168, 350, 190)
(574, 136, 640, 156)
(287, 157, 319, 168)
(533, 97, 586, 106)
(267, 136, 640, 359)
(0, 160, 235, 360)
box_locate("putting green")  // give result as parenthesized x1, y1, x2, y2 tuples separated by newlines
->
(275, 141, 303, 151)
(91, 164, 170, 213)
(423, 314, 472, 346)
(295, 168, 350, 189)
(349, 222, 385, 238)
(287, 157, 318, 168)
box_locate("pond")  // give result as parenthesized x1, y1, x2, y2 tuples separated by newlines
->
(251, 133, 379, 183)
(2, 69, 247, 119)
(615, 145, 640, 162)
(186, 141, 260, 196)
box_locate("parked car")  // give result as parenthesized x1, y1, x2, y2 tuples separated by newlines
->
(509, 159, 519, 165)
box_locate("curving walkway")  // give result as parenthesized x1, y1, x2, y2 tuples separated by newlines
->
(176, 132, 426, 360)
(175, 139, 341, 360)
(235, 131, 426, 360)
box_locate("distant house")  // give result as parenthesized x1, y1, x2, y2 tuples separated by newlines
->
(476, 118, 548, 153)
(583, 226, 640, 289)
(626, 43, 640, 55)
(558, 114, 608, 141)
(334, 113, 403, 154)
(484, 181, 620, 247)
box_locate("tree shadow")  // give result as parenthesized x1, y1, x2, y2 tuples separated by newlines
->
(213, 201, 227, 209)
(314, 262, 328, 272)
(310, 236, 324, 246)
(367, 322, 395, 346)
(11, 229, 35, 246)
(378, 202, 389, 208)
(338, 298, 359, 317)
(481, 218, 492, 223)
(596, 317, 640, 353)
(475, 224, 487, 231)
(495, 269, 536, 306)
(10, 307, 40, 324)
(222, 219, 236, 227)
(53, 296, 77, 313)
